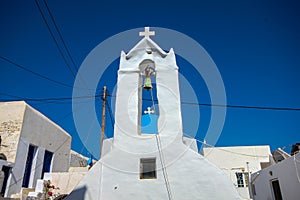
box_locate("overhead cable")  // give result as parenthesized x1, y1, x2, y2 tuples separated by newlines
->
(0, 56, 73, 88)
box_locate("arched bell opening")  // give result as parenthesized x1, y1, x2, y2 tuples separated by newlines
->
(138, 59, 159, 135)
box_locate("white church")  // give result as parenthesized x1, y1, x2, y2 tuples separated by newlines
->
(66, 27, 242, 200)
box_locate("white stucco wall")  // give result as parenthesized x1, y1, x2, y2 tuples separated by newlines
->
(251, 152, 300, 200)
(68, 143, 242, 200)
(44, 171, 87, 194)
(0, 101, 71, 197)
(203, 146, 272, 199)
(67, 33, 241, 200)
(21, 103, 71, 172)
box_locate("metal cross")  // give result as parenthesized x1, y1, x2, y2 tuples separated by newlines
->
(139, 27, 155, 38)
(144, 107, 154, 114)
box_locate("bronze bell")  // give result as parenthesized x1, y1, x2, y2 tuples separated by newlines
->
(143, 77, 152, 90)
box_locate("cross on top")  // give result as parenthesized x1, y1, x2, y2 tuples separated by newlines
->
(139, 27, 155, 38)
(144, 107, 154, 115)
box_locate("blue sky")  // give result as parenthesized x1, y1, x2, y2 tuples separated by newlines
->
(0, 0, 300, 158)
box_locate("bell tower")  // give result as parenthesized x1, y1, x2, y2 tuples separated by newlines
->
(113, 27, 183, 153)
(67, 27, 242, 200)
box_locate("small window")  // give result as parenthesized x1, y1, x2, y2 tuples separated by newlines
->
(235, 172, 244, 187)
(140, 158, 156, 179)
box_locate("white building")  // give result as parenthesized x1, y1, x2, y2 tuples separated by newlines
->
(0, 101, 71, 197)
(251, 151, 300, 200)
(202, 145, 273, 199)
(66, 27, 241, 200)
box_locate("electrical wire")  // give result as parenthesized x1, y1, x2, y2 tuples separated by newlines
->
(37, 0, 92, 93)
(0, 55, 73, 88)
(183, 133, 270, 158)
(42, 0, 78, 71)
(0, 92, 23, 99)
(55, 111, 73, 123)
(1, 92, 300, 112)
(35, 0, 77, 78)
(107, 94, 300, 112)
(181, 101, 300, 111)
(0, 95, 100, 102)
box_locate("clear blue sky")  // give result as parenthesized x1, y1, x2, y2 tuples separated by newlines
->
(0, 0, 299, 158)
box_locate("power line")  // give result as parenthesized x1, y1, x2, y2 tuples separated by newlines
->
(42, 0, 78, 71)
(0, 95, 99, 102)
(56, 111, 73, 123)
(35, 0, 77, 78)
(0, 92, 23, 99)
(106, 94, 300, 112)
(1, 93, 300, 112)
(183, 134, 269, 158)
(0, 55, 73, 88)
(37, 0, 92, 92)
(180, 101, 300, 111)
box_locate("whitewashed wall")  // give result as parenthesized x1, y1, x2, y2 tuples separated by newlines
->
(67, 36, 241, 200)
(0, 101, 71, 197)
(251, 153, 300, 200)
(203, 146, 272, 199)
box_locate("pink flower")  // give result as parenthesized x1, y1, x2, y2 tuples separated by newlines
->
(48, 191, 53, 196)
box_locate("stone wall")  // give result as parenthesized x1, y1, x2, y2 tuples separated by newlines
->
(0, 101, 26, 163)
(70, 150, 88, 167)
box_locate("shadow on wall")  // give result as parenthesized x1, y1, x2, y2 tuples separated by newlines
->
(65, 186, 87, 200)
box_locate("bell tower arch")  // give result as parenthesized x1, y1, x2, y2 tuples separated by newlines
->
(113, 27, 183, 153)
(138, 59, 158, 135)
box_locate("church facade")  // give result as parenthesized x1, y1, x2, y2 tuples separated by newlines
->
(67, 27, 241, 200)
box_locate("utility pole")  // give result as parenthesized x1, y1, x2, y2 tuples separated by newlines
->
(100, 86, 107, 159)
(246, 161, 252, 198)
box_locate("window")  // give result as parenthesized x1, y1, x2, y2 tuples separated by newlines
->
(41, 150, 53, 179)
(140, 158, 156, 179)
(271, 179, 283, 200)
(22, 145, 37, 187)
(235, 172, 244, 187)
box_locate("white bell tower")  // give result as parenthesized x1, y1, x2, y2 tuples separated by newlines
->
(66, 27, 242, 200)
(113, 27, 183, 153)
